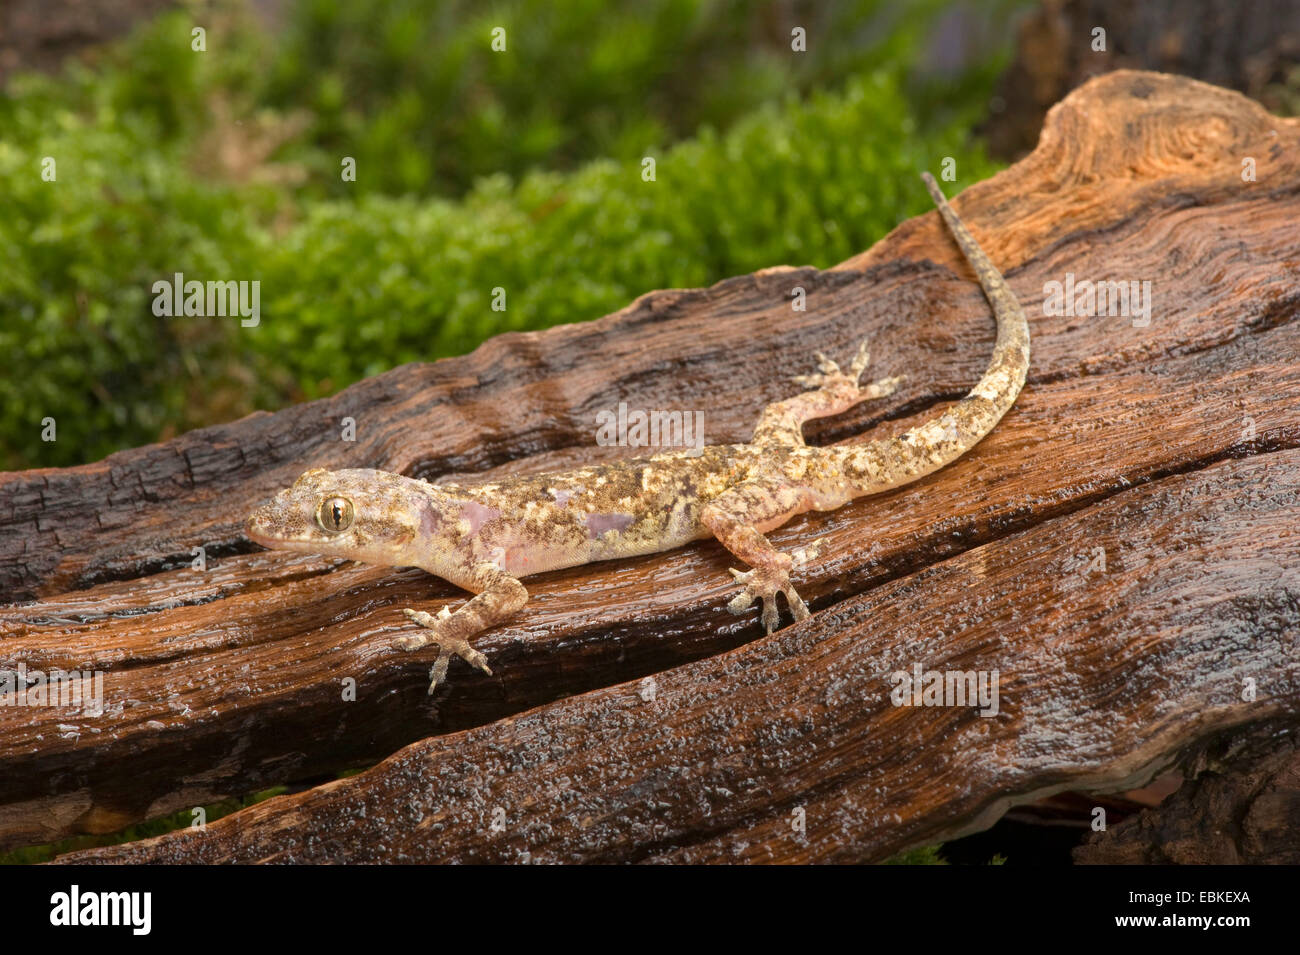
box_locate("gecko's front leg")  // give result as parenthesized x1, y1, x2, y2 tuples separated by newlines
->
(396, 562, 527, 693)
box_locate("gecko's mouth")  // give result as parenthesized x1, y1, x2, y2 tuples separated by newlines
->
(245, 507, 279, 547)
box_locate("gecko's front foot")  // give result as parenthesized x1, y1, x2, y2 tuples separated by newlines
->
(726, 540, 822, 633)
(397, 607, 492, 694)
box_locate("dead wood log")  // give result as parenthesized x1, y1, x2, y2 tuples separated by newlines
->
(55, 449, 1300, 863)
(979, 0, 1300, 160)
(3, 70, 1299, 860)
(1074, 728, 1300, 864)
(0, 0, 178, 83)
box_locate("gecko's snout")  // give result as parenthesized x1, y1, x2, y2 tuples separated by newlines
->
(243, 476, 344, 551)
(245, 492, 298, 548)
(245, 505, 274, 546)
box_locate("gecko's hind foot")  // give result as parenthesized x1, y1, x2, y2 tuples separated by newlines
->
(726, 565, 812, 634)
(791, 339, 903, 400)
(397, 607, 492, 694)
(791, 349, 858, 392)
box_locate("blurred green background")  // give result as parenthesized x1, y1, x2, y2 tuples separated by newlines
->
(0, 0, 1021, 471)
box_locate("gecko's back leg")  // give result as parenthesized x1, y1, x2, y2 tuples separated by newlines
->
(751, 338, 904, 447)
(701, 478, 825, 633)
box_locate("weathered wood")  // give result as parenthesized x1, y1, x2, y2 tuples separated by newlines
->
(1074, 729, 1300, 864)
(3, 70, 1300, 858)
(58, 449, 1300, 863)
(979, 0, 1300, 159)
(0, 0, 177, 83)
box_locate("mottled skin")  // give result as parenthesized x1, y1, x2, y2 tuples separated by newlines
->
(246, 174, 1030, 693)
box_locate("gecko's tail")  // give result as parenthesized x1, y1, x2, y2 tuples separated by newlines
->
(901, 172, 1030, 469)
(836, 174, 1030, 491)
(920, 172, 1030, 382)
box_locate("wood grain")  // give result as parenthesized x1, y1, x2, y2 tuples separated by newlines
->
(3, 70, 1299, 859)
(58, 449, 1300, 863)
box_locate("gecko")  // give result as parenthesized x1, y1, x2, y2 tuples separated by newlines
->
(246, 173, 1030, 694)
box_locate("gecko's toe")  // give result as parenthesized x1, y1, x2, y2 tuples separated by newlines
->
(427, 634, 493, 678)
(727, 590, 754, 614)
(426, 650, 452, 695)
(398, 608, 437, 650)
(785, 587, 812, 621)
(395, 633, 429, 652)
(405, 606, 455, 628)
(814, 352, 841, 376)
(464, 649, 492, 675)
(794, 348, 866, 397)
(726, 564, 815, 632)
(865, 374, 905, 400)
(404, 608, 433, 626)
(424, 641, 490, 693)
(849, 338, 871, 379)
(727, 568, 755, 614)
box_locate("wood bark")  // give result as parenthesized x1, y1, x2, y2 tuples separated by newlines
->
(979, 0, 1300, 159)
(1075, 729, 1300, 864)
(2, 70, 1298, 861)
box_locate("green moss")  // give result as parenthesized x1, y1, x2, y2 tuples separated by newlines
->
(884, 844, 949, 865)
(261, 0, 955, 198)
(882, 844, 1007, 864)
(0, 787, 286, 865)
(1, 1, 1010, 469)
(252, 71, 1002, 396)
(0, 99, 268, 469)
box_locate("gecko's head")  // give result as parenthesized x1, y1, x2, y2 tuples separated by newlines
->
(246, 467, 434, 566)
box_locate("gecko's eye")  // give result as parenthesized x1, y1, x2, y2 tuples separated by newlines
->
(317, 496, 354, 534)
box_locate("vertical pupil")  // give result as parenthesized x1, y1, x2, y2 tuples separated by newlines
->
(331, 503, 343, 527)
